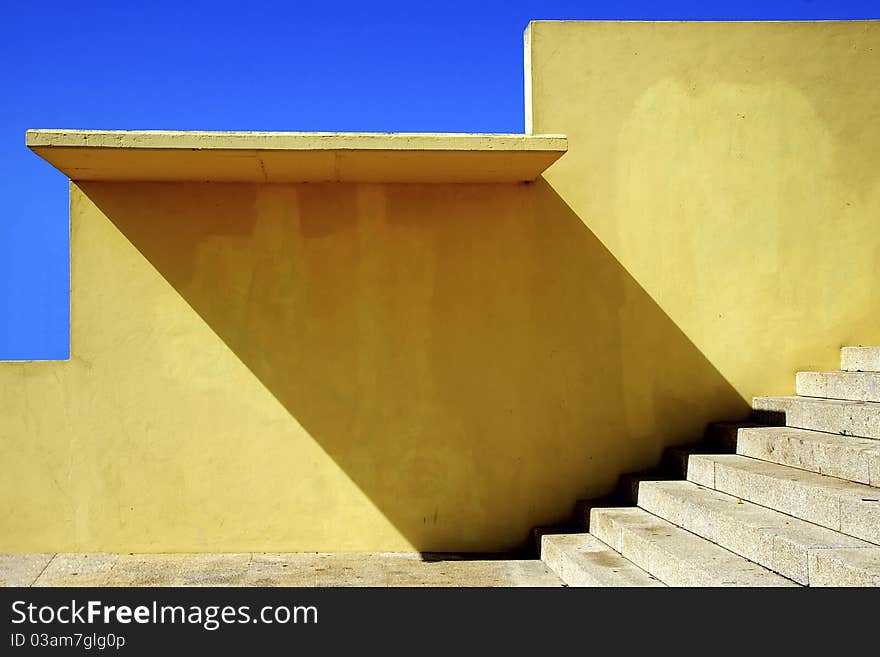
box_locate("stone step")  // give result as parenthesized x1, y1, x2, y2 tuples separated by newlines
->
(589, 506, 797, 587)
(686, 453, 880, 545)
(540, 533, 665, 587)
(752, 395, 880, 440)
(531, 524, 583, 554)
(841, 346, 880, 372)
(797, 370, 880, 402)
(807, 548, 880, 587)
(635, 479, 879, 585)
(735, 426, 880, 486)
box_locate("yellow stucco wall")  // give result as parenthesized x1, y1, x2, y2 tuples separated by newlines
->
(0, 179, 746, 552)
(527, 20, 880, 394)
(2, 21, 878, 552)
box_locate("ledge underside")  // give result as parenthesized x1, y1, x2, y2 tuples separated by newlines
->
(27, 130, 567, 183)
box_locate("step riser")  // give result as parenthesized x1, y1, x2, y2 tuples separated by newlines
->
(636, 480, 875, 586)
(540, 534, 664, 587)
(590, 507, 796, 587)
(841, 347, 880, 373)
(687, 455, 880, 545)
(808, 548, 880, 587)
(797, 371, 880, 403)
(753, 396, 880, 440)
(736, 427, 880, 486)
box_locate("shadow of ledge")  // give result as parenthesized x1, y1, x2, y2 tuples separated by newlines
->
(75, 178, 748, 552)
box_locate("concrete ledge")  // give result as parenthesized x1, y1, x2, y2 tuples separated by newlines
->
(26, 129, 568, 183)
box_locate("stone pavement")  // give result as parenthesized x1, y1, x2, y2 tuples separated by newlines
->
(0, 553, 563, 587)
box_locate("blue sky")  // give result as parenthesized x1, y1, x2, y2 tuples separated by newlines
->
(1, 1, 877, 359)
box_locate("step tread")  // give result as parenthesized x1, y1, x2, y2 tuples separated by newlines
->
(636, 479, 876, 585)
(754, 394, 880, 409)
(753, 395, 880, 440)
(797, 370, 880, 402)
(540, 533, 665, 587)
(590, 506, 797, 587)
(686, 453, 880, 545)
(735, 426, 880, 486)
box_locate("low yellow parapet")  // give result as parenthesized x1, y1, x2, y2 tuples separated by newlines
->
(26, 130, 567, 183)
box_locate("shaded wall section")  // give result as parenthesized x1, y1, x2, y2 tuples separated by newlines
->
(527, 20, 880, 393)
(0, 180, 744, 552)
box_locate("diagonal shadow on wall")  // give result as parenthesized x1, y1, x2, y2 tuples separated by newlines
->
(78, 178, 749, 552)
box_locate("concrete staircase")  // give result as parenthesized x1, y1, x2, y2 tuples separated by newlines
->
(539, 346, 880, 587)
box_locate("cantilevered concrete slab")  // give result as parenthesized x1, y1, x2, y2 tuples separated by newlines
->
(26, 129, 567, 183)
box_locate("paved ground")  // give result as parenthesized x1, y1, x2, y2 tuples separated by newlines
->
(0, 553, 563, 587)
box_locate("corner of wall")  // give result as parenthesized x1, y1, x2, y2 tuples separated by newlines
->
(523, 22, 535, 134)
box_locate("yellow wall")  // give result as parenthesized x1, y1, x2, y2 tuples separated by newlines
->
(2, 21, 878, 552)
(527, 20, 880, 394)
(0, 179, 745, 552)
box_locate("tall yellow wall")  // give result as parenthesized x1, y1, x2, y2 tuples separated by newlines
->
(527, 20, 880, 395)
(0, 179, 745, 552)
(2, 21, 877, 552)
